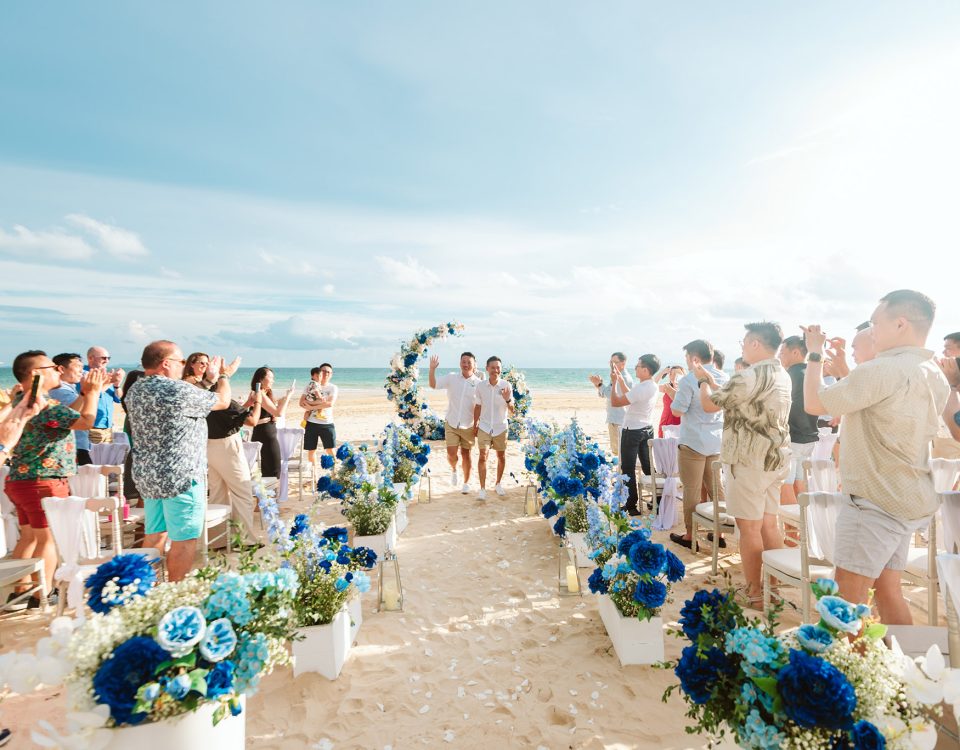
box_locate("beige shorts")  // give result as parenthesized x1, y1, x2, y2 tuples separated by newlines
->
(724, 463, 789, 521)
(445, 422, 476, 449)
(607, 423, 622, 457)
(834, 495, 931, 579)
(786, 442, 815, 484)
(478, 429, 507, 452)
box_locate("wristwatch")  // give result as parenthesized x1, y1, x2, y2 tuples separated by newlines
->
(807, 353, 823, 363)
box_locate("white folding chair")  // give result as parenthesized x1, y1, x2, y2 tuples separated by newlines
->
(811, 429, 839, 462)
(90, 441, 128, 466)
(69, 464, 108, 498)
(0, 466, 20, 554)
(805, 458, 840, 493)
(762, 491, 842, 623)
(276, 427, 308, 501)
(650, 437, 681, 531)
(691, 461, 737, 575)
(0, 558, 48, 621)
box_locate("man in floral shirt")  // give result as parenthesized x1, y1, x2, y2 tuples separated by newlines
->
(125, 340, 231, 581)
(5, 351, 102, 607)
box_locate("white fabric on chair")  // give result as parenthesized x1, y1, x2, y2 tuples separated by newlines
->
(0, 466, 19, 553)
(807, 459, 839, 493)
(812, 431, 838, 462)
(242, 441, 263, 473)
(942, 491, 960, 555)
(936, 553, 960, 616)
(112, 432, 130, 448)
(42, 496, 89, 620)
(651, 437, 680, 531)
(276, 428, 304, 502)
(661, 425, 680, 439)
(90, 442, 128, 466)
(69, 465, 107, 498)
(930, 458, 960, 494)
(805, 491, 843, 563)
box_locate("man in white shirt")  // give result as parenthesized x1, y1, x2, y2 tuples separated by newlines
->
(610, 353, 661, 516)
(588, 352, 633, 458)
(429, 352, 481, 493)
(473, 356, 515, 501)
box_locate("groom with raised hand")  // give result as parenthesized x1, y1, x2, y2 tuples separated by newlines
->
(429, 352, 480, 494)
(473, 356, 515, 501)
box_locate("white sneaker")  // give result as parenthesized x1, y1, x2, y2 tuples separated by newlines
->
(450, 469, 459, 487)
(478, 489, 487, 501)
(461, 482, 470, 494)
(495, 484, 506, 497)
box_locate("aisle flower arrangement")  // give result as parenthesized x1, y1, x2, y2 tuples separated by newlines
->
(502, 365, 532, 440)
(316, 441, 382, 501)
(384, 321, 464, 439)
(665, 579, 939, 749)
(379, 422, 431, 491)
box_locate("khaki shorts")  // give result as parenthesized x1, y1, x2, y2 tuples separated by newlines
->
(724, 463, 789, 521)
(786, 442, 815, 484)
(607, 423, 622, 457)
(834, 495, 931, 579)
(478, 429, 507, 452)
(445, 422, 476, 449)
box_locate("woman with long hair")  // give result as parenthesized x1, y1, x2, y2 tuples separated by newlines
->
(250, 367, 292, 478)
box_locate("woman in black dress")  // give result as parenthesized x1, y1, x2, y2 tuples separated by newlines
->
(250, 367, 291, 478)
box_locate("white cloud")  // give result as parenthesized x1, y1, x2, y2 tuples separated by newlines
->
(219, 315, 388, 351)
(127, 319, 162, 344)
(66, 213, 149, 258)
(375, 255, 441, 289)
(160, 266, 181, 278)
(0, 224, 95, 260)
(258, 249, 279, 265)
(322, 283, 335, 295)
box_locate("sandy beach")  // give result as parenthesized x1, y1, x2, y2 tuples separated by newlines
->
(0, 388, 940, 749)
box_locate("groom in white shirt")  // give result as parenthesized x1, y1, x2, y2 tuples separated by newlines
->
(429, 352, 481, 493)
(473, 356, 515, 501)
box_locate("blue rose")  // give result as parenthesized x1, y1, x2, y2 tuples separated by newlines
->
(320, 454, 335, 469)
(617, 529, 650, 558)
(93, 637, 171, 725)
(674, 644, 731, 704)
(541, 500, 559, 518)
(664, 550, 685, 583)
(816, 596, 864, 635)
(580, 452, 600, 472)
(353, 571, 371, 593)
(336, 444, 351, 461)
(812, 577, 840, 597)
(403, 353, 418, 367)
(328, 480, 345, 499)
(334, 577, 350, 592)
(206, 660, 235, 699)
(524, 456, 535, 471)
(85, 552, 157, 614)
(628, 540, 667, 577)
(678, 589, 732, 641)
(199, 618, 238, 663)
(553, 516, 566, 537)
(796, 624, 834, 654)
(779, 649, 857, 730)
(350, 546, 378, 568)
(316, 475, 332, 493)
(633, 578, 667, 609)
(850, 720, 885, 750)
(157, 606, 207, 658)
(587, 568, 608, 594)
(164, 673, 192, 700)
(415, 453, 429, 466)
(289, 514, 310, 539)
(322, 526, 349, 544)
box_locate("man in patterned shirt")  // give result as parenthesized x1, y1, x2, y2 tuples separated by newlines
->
(4, 351, 102, 605)
(125, 340, 231, 581)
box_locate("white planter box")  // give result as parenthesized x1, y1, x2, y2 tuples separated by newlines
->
(392, 481, 410, 501)
(347, 595, 362, 644)
(102, 696, 245, 749)
(353, 519, 396, 559)
(394, 498, 409, 535)
(293, 608, 352, 680)
(566, 532, 594, 568)
(597, 594, 665, 666)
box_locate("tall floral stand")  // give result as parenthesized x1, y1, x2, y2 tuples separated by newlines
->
(102, 697, 246, 749)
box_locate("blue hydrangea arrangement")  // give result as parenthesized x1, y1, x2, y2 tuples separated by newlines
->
(384, 321, 464, 440)
(501, 366, 532, 440)
(665, 578, 936, 748)
(379, 422, 431, 489)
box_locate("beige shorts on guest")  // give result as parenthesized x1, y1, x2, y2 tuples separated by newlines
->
(834, 495, 931, 579)
(724, 463, 789, 521)
(478, 429, 507, 452)
(786, 442, 815, 484)
(445, 422, 476, 449)
(607, 423, 622, 457)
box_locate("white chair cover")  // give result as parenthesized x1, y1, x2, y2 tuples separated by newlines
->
(276, 428, 304, 502)
(243, 441, 263, 473)
(112, 432, 130, 448)
(0, 466, 19, 553)
(69, 465, 107, 498)
(651, 437, 680, 531)
(930, 458, 960, 494)
(811, 432, 839, 462)
(661, 425, 680, 439)
(807, 459, 840, 493)
(936, 553, 960, 616)
(806, 491, 843, 563)
(42, 496, 89, 620)
(942, 491, 960, 555)
(90, 442, 128, 465)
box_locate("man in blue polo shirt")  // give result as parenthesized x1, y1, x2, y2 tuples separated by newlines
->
(85, 345, 125, 444)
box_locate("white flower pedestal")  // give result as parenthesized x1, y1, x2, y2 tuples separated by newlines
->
(566, 532, 594, 568)
(103, 697, 246, 749)
(292, 607, 354, 680)
(597, 595, 665, 666)
(353, 520, 397, 560)
(394, 499, 409, 536)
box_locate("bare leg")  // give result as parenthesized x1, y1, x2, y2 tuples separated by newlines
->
(12, 526, 39, 590)
(446, 446, 459, 472)
(166, 539, 198, 582)
(478, 449, 488, 489)
(874, 568, 912, 625)
(495, 451, 507, 484)
(460, 447, 473, 482)
(306, 449, 317, 466)
(780, 482, 799, 546)
(736, 517, 765, 601)
(142, 531, 168, 554)
(31, 528, 58, 591)
(835, 566, 873, 610)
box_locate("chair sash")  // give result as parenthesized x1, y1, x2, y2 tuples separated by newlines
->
(242, 441, 263, 473)
(69, 464, 107, 498)
(90, 442, 128, 466)
(936, 553, 960, 616)
(112, 432, 130, 448)
(276, 428, 304, 501)
(807, 459, 839, 493)
(930, 458, 960, 494)
(0, 466, 19, 553)
(661, 425, 680, 439)
(43, 496, 90, 620)
(651, 437, 680, 531)
(942, 492, 960, 555)
(806, 491, 842, 563)
(811, 432, 838, 462)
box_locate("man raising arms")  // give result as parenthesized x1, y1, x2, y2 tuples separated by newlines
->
(429, 352, 480, 494)
(473, 356, 515, 501)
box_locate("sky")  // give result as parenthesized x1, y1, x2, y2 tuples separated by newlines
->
(1, 2, 959, 370)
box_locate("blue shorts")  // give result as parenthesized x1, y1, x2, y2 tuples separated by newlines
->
(144, 480, 206, 542)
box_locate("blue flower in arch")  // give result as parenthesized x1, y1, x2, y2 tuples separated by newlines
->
(316, 475, 332, 493)
(664, 550, 685, 583)
(587, 568, 608, 594)
(322, 526, 349, 544)
(541, 500, 559, 518)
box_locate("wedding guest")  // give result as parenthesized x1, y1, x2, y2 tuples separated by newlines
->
(4, 351, 102, 604)
(824, 322, 876, 379)
(656, 365, 684, 437)
(696, 322, 792, 608)
(713, 350, 726, 371)
(300, 363, 338, 466)
(944, 332, 960, 358)
(0, 398, 46, 470)
(85, 346, 124, 445)
(734, 357, 747, 373)
(610, 354, 660, 516)
(669, 340, 727, 549)
(429, 352, 480, 493)
(119, 369, 145, 502)
(802, 290, 950, 624)
(182, 352, 210, 386)
(250, 367, 292, 479)
(473, 356, 515, 501)
(126, 341, 231, 581)
(588, 352, 633, 458)
(939, 358, 960, 442)
(50, 352, 92, 466)
(778, 335, 818, 505)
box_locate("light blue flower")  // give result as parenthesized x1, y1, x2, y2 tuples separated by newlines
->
(812, 577, 839, 597)
(157, 606, 207, 657)
(353, 572, 371, 594)
(816, 595, 863, 634)
(233, 632, 270, 694)
(143, 682, 160, 702)
(795, 624, 833, 654)
(164, 673, 192, 700)
(602, 563, 618, 580)
(741, 708, 785, 750)
(334, 577, 350, 592)
(199, 618, 238, 663)
(725, 627, 784, 667)
(205, 573, 253, 626)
